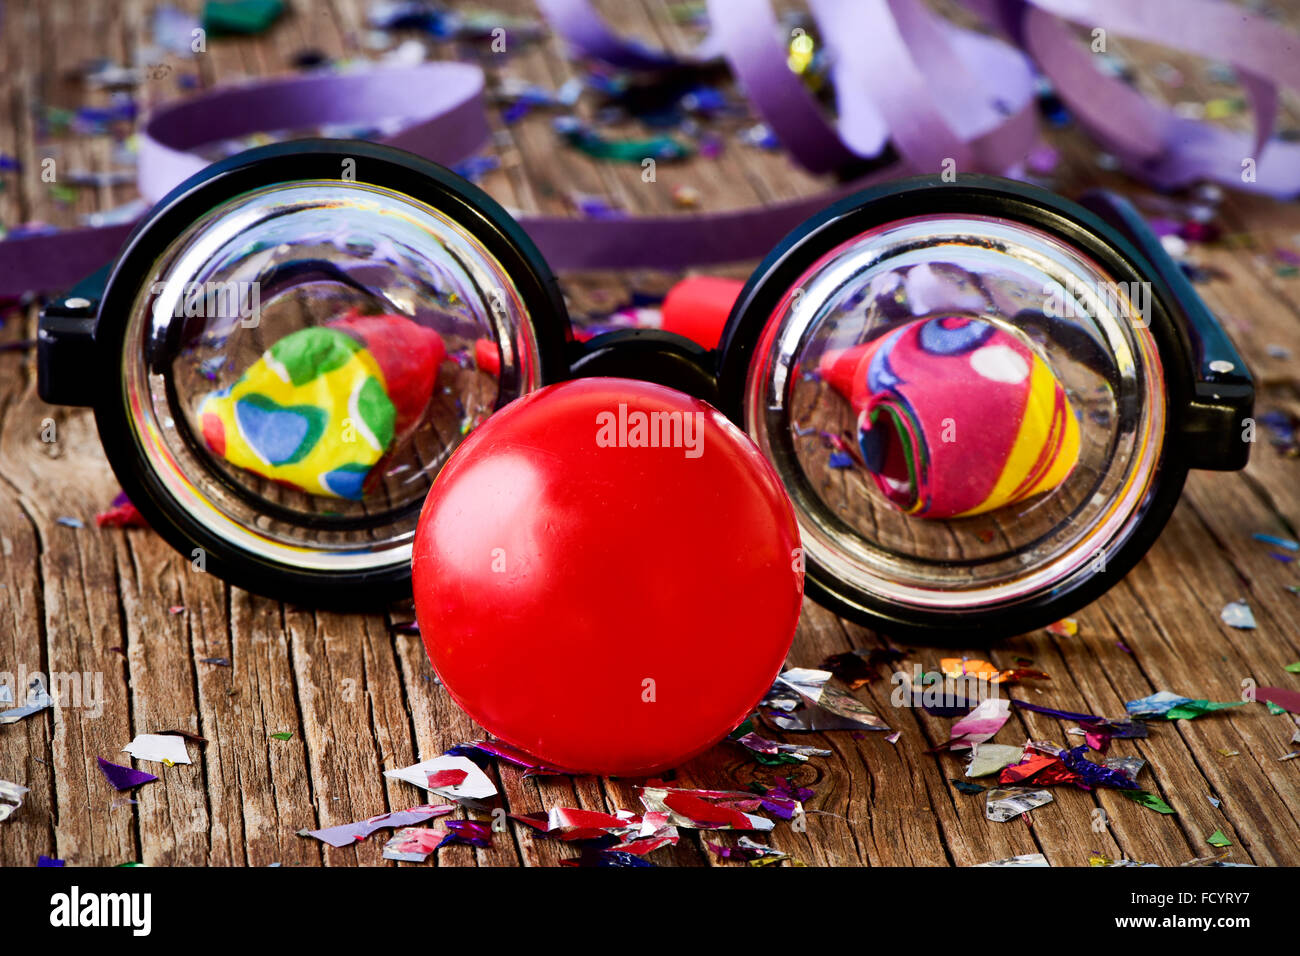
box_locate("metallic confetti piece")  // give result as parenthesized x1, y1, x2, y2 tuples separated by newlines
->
(97, 758, 158, 792)
(1217, 748, 1240, 757)
(639, 786, 778, 831)
(1285, 662, 1300, 674)
(562, 848, 657, 867)
(439, 819, 492, 849)
(1206, 829, 1232, 847)
(940, 658, 1000, 682)
(381, 826, 445, 862)
(947, 697, 1011, 750)
(1280, 751, 1300, 762)
(1253, 533, 1299, 551)
(734, 732, 830, 763)
(122, 734, 191, 766)
(384, 755, 497, 801)
(1012, 699, 1102, 722)
(1089, 854, 1157, 867)
(1125, 690, 1193, 718)
(1207, 794, 1221, 808)
(707, 835, 786, 862)
(1059, 746, 1141, 790)
(0, 780, 29, 822)
(1046, 618, 1077, 637)
(1122, 790, 1177, 814)
(1221, 600, 1256, 629)
(975, 852, 1049, 867)
(519, 806, 679, 854)
(554, 116, 692, 162)
(270, 731, 293, 741)
(770, 667, 890, 732)
(1104, 755, 1146, 783)
(303, 804, 456, 848)
(951, 779, 987, 794)
(886, 731, 901, 744)
(966, 743, 1025, 778)
(37, 855, 64, 867)
(56, 516, 84, 528)
(985, 787, 1054, 822)
(451, 739, 579, 776)
(1164, 699, 1246, 720)
(1258, 686, 1300, 714)
(998, 753, 1082, 788)
(764, 777, 813, 813)
(426, 769, 468, 788)
(0, 676, 54, 724)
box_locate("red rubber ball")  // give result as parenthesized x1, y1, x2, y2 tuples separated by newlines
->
(412, 378, 804, 776)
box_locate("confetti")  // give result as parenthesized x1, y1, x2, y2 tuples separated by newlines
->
(766, 667, 890, 732)
(944, 697, 1011, 750)
(554, 116, 691, 163)
(1122, 790, 1177, 814)
(302, 804, 455, 848)
(1253, 533, 1299, 551)
(383, 755, 498, 801)
(0, 676, 54, 724)
(270, 731, 293, 741)
(734, 731, 830, 764)
(440, 819, 492, 849)
(121, 734, 191, 766)
(514, 806, 678, 854)
(97, 758, 158, 792)
(1258, 686, 1300, 714)
(96, 491, 148, 528)
(985, 787, 1054, 822)
(0, 780, 29, 822)
(1220, 600, 1256, 629)
(975, 852, 1049, 867)
(381, 826, 445, 862)
(1058, 746, 1141, 790)
(1125, 690, 1244, 720)
(707, 835, 786, 862)
(966, 743, 1026, 777)
(1206, 829, 1232, 847)
(638, 786, 787, 831)
(1046, 618, 1078, 637)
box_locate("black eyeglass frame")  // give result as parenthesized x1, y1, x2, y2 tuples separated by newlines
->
(37, 141, 1252, 640)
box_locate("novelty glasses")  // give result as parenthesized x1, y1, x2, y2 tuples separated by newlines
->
(38, 141, 1252, 641)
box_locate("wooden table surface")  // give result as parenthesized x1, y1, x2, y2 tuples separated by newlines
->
(2, 0, 1299, 867)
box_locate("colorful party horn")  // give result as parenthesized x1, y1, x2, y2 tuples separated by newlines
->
(198, 311, 444, 500)
(819, 316, 1081, 519)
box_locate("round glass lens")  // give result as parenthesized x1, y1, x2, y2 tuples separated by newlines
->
(746, 213, 1166, 615)
(122, 180, 542, 573)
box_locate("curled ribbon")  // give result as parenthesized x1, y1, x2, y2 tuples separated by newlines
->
(1, 0, 1297, 299)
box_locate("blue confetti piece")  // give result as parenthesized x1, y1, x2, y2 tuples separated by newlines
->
(1253, 533, 1299, 551)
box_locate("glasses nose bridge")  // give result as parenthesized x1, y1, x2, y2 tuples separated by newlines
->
(567, 329, 721, 407)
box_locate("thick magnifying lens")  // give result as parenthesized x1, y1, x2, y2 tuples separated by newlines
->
(40, 141, 568, 605)
(721, 179, 1250, 642)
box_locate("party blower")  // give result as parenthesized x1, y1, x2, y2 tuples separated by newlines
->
(38, 141, 1252, 648)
